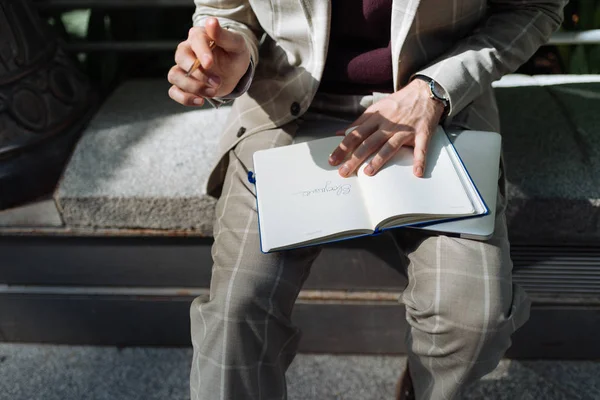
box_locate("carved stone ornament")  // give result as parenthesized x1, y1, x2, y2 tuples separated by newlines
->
(0, 0, 95, 210)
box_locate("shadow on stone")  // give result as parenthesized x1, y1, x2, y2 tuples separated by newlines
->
(497, 83, 600, 244)
(462, 360, 571, 400)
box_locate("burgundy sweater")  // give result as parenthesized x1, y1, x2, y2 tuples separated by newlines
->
(319, 0, 394, 95)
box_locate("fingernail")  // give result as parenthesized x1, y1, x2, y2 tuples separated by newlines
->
(193, 97, 204, 105)
(207, 75, 221, 87)
(202, 54, 211, 66)
(416, 166, 423, 176)
(339, 164, 350, 177)
(204, 87, 216, 97)
(364, 165, 374, 175)
(329, 154, 338, 165)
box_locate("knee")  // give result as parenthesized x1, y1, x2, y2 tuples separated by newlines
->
(404, 276, 530, 358)
(445, 280, 530, 346)
(445, 280, 512, 335)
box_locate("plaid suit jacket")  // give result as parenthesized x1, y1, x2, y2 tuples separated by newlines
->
(192, 0, 566, 197)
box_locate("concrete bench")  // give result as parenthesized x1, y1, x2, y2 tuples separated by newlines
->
(1, 75, 600, 358)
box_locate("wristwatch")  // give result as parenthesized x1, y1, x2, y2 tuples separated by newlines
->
(414, 75, 450, 120)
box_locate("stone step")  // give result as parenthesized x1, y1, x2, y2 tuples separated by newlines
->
(2, 235, 600, 297)
(1, 286, 599, 359)
(2, 343, 597, 400)
(55, 79, 228, 235)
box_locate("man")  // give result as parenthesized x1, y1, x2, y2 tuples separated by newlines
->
(168, 1, 566, 398)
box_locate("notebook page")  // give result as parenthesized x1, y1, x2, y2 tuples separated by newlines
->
(253, 136, 373, 252)
(356, 127, 475, 228)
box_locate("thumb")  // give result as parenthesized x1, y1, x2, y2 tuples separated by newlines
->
(204, 17, 247, 54)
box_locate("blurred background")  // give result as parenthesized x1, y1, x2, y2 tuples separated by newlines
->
(38, 0, 600, 97)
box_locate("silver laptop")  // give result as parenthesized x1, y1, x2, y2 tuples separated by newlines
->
(417, 129, 502, 240)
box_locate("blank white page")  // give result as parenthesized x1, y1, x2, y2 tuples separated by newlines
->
(357, 127, 475, 228)
(253, 136, 372, 252)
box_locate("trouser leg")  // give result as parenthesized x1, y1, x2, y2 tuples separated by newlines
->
(190, 126, 321, 400)
(396, 179, 531, 399)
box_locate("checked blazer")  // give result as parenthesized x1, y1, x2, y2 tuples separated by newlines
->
(192, 0, 566, 197)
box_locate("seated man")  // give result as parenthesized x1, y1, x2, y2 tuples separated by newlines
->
(168, 1, 566, 399)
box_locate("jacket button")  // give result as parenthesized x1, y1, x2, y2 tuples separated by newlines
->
(236, 126, 246, 137)
(290, 101, 301, 116)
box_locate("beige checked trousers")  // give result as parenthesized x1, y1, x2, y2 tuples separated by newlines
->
(190, 94, 531, 400)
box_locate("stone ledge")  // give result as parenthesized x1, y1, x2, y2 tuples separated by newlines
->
(496, 79, 600, 241)
(41, 76, 600, 241)
(0, 198, 63, 228)
(54, 80, 227, 236)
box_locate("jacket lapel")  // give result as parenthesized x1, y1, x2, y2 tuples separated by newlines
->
(391, 0, 421, 91)
(297, 0, 331, 83)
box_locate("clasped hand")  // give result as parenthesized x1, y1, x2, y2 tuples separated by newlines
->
(329, 78, 445, 178)
(168, 18, 250, 107)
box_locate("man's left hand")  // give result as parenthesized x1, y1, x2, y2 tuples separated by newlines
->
(328, 78, 445, 178)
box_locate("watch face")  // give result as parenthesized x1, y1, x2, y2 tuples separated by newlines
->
(432, 82, 448, 100)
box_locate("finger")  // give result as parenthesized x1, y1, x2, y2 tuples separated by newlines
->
(188, 27, 217, 70)
(335, 125, 357, 137)
(329, 121, 377, 166)
(167, 65, 218, 98)
(204, 17, 246, 54)
(168, 85, 204, 107)
(175, 42, 219, 87)
(175, 41, 201, 73)
(185, 59, 201, 78)
(339, 130, 389, 177)
(334, 111, 375, 136)
(412, 130, 431, 178)
(364, 131, 412, 176)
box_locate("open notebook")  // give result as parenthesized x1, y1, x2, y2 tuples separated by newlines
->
(252, 127, 487, 252)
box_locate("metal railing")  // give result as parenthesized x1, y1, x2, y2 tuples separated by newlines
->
(58, 32, 600, 53)
(548, 29, 600, 45)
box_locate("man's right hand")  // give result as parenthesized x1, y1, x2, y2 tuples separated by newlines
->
(168, 17, 251, 106)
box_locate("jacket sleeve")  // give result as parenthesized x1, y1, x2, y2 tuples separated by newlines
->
(192, 1, 263, 101)
(414, 0, 567, 118)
